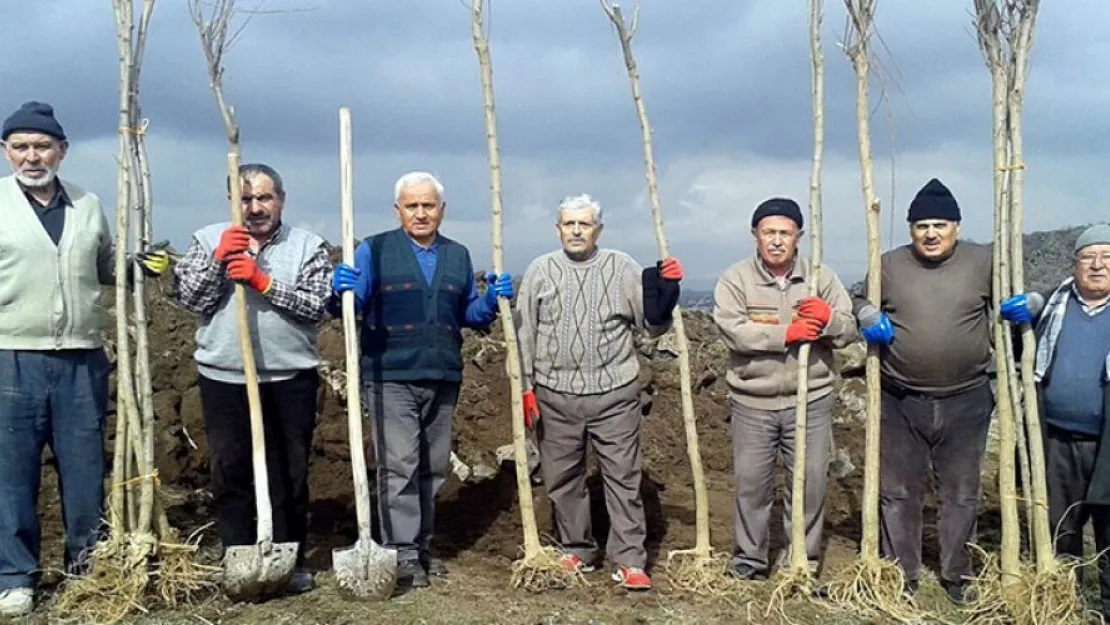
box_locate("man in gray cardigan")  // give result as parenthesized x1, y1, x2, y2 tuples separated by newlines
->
(0, 101, 167, 617)
(173, 163, 332, 596)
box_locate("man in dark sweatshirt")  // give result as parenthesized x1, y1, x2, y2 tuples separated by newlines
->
(853, 178, 994, 604)
(1000, 224, 1110, 619)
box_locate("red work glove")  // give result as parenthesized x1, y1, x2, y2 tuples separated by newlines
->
(226, 253, 273, 293)
(215, 225, 251, 261)
(522, 390, 540, 430)
(659, 257, 683, 281)
(796, 296, 832, 327)
(785, 318, 822, 344)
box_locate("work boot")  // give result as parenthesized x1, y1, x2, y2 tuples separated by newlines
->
(421, 555, 448, 577)
(396, 559, 429, 590)
(0, 588, 33, 617)
(288, 566, 315, 594)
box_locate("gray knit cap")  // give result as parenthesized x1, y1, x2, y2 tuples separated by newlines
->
(1074, 223, 1110, 255)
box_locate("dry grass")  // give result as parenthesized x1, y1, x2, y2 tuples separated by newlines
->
(963, 546, 1093, 625)
(662, 549, 748, 596)
(508, 545, 588, 592)
(820, 557, 930, 624)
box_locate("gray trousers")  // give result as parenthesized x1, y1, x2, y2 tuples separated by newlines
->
(535, 381, 647, 568)
(1044, 424, 1110, 617)
(365, 380, 459, 563)
(878, 382, 993, 583)
(730, 392, 834, 572)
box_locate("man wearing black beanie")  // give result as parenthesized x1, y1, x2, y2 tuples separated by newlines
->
(851, 177, 996, 604)
(0, 101, 168, 616)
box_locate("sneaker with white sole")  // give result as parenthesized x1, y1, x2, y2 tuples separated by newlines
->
(0, 587, 33, 617)
(559, 553, 596, 574)
(611, 565, 652, 590)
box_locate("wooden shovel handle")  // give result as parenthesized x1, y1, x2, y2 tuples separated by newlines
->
(339, 107, 374, 544)
(227, 152, 276, 545)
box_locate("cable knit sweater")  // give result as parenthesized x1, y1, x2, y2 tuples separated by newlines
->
(514, 248, 666, 395)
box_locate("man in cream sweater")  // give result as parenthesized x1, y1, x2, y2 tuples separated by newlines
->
(0, 101, 167, 617)
(514, 193, 683, 591)
(712, 197, 857, 581)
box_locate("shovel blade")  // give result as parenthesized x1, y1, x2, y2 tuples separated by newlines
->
(222, 541, 299, 602)
(332, 539, 398, 600)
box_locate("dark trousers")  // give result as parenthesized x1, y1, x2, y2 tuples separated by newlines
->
(365, 380, 458, 563)
(535, 381, 647, 569)
(0, 349, 110, 590)
(1044, 424, 1110, 617)
(878, 382, 993, 583)
(198, 369, 318, 564)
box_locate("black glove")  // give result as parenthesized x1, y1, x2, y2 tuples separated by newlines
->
(642, 261, 681, 326)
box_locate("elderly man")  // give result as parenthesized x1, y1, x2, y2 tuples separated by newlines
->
(173, 163, 331, 596)
(513, 193, 681, 591)
(853, 178, 994, 603)
(331, 171, 513, 591)
(1000, 223, 1110, 618)
(0, 101, 168, 616)
(712, 197, 857, 581)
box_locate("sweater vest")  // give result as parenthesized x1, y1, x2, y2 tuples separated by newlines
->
(360, 229, 472, 382)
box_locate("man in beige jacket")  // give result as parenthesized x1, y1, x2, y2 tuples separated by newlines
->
(712, 197, 858, 580)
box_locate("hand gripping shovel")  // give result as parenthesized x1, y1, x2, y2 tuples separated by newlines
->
(331, 106, 398, 599)
(221, 152, 298, 601)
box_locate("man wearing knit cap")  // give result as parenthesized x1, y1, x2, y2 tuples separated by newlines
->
(513, 193, 681, 591)
(713, 197, 857, 580)
(853, 178, 994, 604)
(999, 223, 1110, 619)
(0, 101, 168, 616)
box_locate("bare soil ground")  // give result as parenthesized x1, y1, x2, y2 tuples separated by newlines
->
(8, 272, 1032, 624)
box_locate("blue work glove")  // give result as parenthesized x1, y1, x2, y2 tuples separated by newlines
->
(485, 272, 514, 301)
(857, 304, 894, 346)
(1000, 294, 1033, 325)
(332, 262, 361, 294)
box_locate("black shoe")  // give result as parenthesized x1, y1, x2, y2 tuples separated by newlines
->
(942, 579, 973, 605)
(397, 560, 429, 589)
(903, 578, 919, 598)
(729, 562, 769, 581)
(422, 555, 448, 577)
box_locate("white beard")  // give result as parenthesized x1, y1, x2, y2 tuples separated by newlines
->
(14, 165, 58, 188)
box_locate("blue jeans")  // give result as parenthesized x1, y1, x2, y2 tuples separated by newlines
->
(0, 348, 110, 590)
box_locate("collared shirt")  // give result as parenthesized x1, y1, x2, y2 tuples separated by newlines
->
(1070, 283, 1110, 316)
(174, 221, 332, 325)
(22, 183, 71, 246)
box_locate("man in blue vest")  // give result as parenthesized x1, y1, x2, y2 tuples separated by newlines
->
(0, 101, 168, 617)
(1000, 224, 1110, 619)
(331, 171, 513, 591)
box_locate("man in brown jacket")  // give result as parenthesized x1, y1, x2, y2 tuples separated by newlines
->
(712, 197, 858, 580)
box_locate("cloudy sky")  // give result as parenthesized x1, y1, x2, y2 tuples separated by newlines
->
(2, 1, 1106, 289)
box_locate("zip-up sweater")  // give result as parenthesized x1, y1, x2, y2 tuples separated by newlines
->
(712, 255, 858, 410)
(0, 174, 114, 350)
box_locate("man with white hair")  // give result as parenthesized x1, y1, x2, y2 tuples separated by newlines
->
(513, 193, 682, 591)
(331, 171, 514, 591)
(0, 101, 168, 616)
(1000, 223, 1110, 619)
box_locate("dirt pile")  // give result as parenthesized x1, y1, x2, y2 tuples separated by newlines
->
(95, 270, 872, 570)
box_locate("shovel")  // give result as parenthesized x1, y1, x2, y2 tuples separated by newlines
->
(220, 151, 299, 601)
(331, 106, 398, 599)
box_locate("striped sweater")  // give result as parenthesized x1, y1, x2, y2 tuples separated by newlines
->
(514, 248, 666, 395)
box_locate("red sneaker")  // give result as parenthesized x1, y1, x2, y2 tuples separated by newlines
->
(611, 565, 652, 590)
(559, 553, 596, 573)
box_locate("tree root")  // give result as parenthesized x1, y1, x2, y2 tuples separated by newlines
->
(819, 557, 927, 624)
(963, 546, 1092, 625)
(509, 545, 587, 593)
(51, 535, 153, 624)
(153, 527, 221, 607)
(663, 548, 745, 596)
(764, 565, 816, 619)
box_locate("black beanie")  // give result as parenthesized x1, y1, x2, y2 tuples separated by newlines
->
(907, 178, 960, 222)
(2, 101, 66, 141)
(751, 197, 804, 230)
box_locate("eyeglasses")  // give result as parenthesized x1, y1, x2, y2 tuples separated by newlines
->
(1077, 253, 1110, 266)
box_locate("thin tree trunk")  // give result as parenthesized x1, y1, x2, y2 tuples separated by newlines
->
(601, 0, 708, 558)
(470, 0, 542, 557)
(1006, 1, 1052, 572)
(843, 0, 882, 560)
(789, 0, 824, 573)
